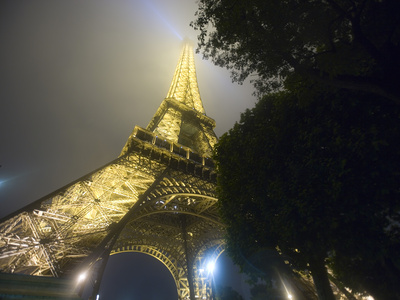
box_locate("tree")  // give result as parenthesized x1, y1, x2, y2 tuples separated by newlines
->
(215, 285, 244, 300)
(249, 282, 283, 300)
(214, 85, 400, 299)
(192, 0, 400, 104)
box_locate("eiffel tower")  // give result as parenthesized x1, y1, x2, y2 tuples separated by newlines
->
(0, 42, 225, 300)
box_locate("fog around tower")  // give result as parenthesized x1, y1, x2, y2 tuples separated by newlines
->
(0, 0, 256, 218)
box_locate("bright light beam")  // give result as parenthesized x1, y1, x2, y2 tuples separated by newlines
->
(0, 172, 31, 187)
(277, 271, 293, 299)
(207, 260, 216, 275)
(141, 0, 183, 40)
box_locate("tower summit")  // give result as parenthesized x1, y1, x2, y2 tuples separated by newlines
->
(0, 42, 224, 300)
(122, 42, 217, 157)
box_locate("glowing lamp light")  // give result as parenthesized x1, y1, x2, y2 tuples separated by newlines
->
(77, 271, 87, 283)
(207, 260, 215, 274)
(287, 293, 293, 299)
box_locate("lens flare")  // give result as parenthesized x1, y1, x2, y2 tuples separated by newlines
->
(277, 271, 293, 299)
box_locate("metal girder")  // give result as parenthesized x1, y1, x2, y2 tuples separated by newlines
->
(108, 164, 224, 299)
(0, 43, 225, 300)
(0, 152, 168, 276)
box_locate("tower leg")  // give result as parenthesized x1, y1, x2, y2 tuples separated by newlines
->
(181, 215, 195, 300)
(90, 252, 111, 300)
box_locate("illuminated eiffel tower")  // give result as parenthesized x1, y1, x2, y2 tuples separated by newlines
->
(0, 43, 225, 300)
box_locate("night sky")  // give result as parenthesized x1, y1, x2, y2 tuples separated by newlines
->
(1, 1, 256, 299)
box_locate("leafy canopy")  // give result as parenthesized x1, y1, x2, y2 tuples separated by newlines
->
(214, 85, 400, 299)
(192, 0, 400, 103)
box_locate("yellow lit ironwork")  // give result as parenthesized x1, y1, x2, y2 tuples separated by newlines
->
(136, 43, 218, 157)
(166, 43, 205, 114)
(0, 42, 224, 300)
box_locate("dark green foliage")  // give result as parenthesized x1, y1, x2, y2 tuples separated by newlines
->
(194, 1, 400, 297)
(192, 0, 400, 103)
(215, 285, 244, 300)
(249, 283, 286, 300)
(214, 86, 400, 299)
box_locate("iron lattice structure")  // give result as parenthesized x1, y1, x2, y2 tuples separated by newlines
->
(0, 43, 225, 300)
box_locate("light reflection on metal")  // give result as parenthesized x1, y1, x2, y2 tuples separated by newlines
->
(0, 42, 224, 300)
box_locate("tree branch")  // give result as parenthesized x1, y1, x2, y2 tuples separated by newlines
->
(307, 70, 400, 105)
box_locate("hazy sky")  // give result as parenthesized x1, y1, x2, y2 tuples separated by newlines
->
(1, 0, 256, 218)
(0, 1, 256, 298)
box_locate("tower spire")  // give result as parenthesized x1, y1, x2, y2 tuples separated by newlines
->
(124, 42, 218, 157)
(166, 42, 205, 113)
